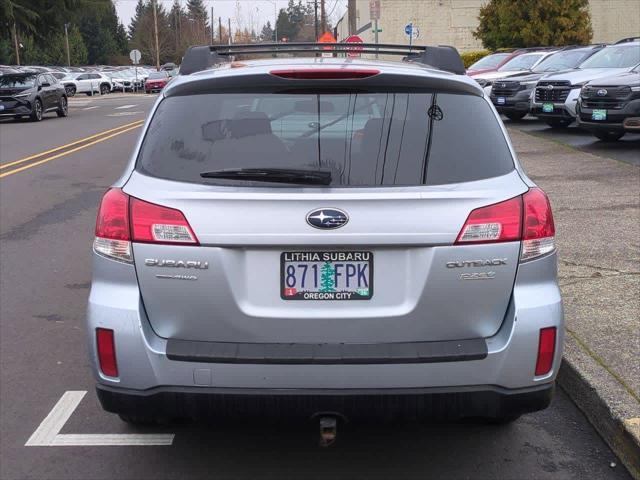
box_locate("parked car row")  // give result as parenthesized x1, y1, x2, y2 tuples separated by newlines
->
(0, 64, 179, 97)
(467, 38, 640, 141)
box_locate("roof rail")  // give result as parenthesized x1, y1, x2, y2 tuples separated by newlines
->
(179, 42, 465, 76)
(615, 36, 640, 44)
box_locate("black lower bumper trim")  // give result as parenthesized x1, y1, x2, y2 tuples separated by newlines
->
(166, 338, 488, 365)
(96, 383, 554, 421)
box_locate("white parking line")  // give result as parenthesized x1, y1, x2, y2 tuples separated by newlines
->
(25, 391, 174, 446)
(115, 104, 137, 109)
(83, 106, 99, 111)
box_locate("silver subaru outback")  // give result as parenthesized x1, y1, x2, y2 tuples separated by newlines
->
(88, 44, 563, 425)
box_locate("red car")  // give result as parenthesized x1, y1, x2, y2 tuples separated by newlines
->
(467, 48, 551, 77)
(144, 71, 170, 93)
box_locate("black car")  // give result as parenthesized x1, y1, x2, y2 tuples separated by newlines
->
(576, 65, 640, 141)
(0, 72, 68, 121)
(489, 45, 605, 120)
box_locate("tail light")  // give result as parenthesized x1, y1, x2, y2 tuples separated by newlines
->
(270, 68, 380, 80)
(455, 187, 555, 262)
(96, 328, 118, 377)
(535, 327, 557, 376)
(93, 188, 198, 263)
(521, 188, 555, 261)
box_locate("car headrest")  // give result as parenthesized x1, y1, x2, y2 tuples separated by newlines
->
(230, 111, 272, 138)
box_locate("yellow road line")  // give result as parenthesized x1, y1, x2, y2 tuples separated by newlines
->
(0, 124, 143, 179)
(0, 119, 145, 170)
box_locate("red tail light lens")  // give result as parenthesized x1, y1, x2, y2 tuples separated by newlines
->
(95, 188, 130, 240)
(535, 327, 557, 376)
(521, 188, 556, 261)
(96, 328, 118, 377)
(94, 189, 132, 263)
(455, 196, 522, 244)
(270, 68, 380, 80)
(130, 197, 198, 245)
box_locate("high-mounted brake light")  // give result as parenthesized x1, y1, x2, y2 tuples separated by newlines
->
(269, 68, 380, 80)
(535, 327, 556, 376)
(93, 188, 198, 263)
(456, 196, 522, 244)
(96, 328, 118, 377)
(455, 188, 555, 262)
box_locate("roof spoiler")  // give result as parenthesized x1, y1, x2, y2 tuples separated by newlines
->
(179, 43, 466, 76)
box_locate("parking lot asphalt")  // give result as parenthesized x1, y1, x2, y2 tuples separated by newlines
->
(504, 115, 640, 167)
(0, 95, 635, 479)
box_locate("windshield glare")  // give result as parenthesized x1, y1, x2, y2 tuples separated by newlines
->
(469, 53, 510, 70)
(579, 45, 640, 68)
(148, 72, 167, 79)
(137, 91, 514, 187)
(0, 75, 36, 88)
(533, 50, 589, 72)
(498, 53, 544, 71)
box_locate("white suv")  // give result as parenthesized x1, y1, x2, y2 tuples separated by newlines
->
(63, 72, 112, 96)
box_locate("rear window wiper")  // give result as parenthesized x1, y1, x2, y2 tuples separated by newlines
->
(200, 168, 332, 185)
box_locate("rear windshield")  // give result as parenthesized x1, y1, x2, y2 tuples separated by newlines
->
(137, 91, 514, 187)
(469, 52, 510, 70)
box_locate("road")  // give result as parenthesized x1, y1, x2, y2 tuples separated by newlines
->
(0, 94, 633, 480)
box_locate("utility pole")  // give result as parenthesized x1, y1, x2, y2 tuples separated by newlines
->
(347, 0, 356, 36)
(320, 0, 326, 34)
(228, 18, 232, 45)
(12, 21, 20, 66)
(152, 0, 160, 70)
(64, 23, 71, 66)
(219, 16, 222, 43)
(210, 6, 214, 44)
(314, 0, 319, 40)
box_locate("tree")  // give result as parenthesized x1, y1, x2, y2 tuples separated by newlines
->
(474, 0, 592, 50)
(319, 262, 335, 293)
(260, 21, 274, 42)
(129, 0, 173, 65)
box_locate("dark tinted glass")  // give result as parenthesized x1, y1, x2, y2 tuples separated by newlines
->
(137, 92, 514, 187)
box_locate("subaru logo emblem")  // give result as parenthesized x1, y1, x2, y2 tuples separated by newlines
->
(545, 84, 554, 90)
(500, 83, 506, 88)
(596, 89, 608, 96)
(306, 208, 348, 230)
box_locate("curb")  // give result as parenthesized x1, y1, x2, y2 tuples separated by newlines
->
(558, 334, 640, 479)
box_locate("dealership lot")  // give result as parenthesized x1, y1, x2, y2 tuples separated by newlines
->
(0, 95, 637, 479)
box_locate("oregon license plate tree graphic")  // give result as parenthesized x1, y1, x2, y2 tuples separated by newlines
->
(281, 251, 373, 300)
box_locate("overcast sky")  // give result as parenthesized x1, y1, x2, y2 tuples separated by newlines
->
(113, 0, 347, 33)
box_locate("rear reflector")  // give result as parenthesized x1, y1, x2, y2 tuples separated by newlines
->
(270, 68, 380, 80)
(96, 328, 118, 377)
(535, 327, 556, 376)
(456, 196, 522, 244)
(130, 197, 199, 245)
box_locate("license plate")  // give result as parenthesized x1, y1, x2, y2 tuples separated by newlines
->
(592, 109, 607, 121)
(542, 103, 554, 113)
(281, 251, 373, 300)
(497, 97, 506, 105)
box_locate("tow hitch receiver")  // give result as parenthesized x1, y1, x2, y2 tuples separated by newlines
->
(318, 416, 338, 447)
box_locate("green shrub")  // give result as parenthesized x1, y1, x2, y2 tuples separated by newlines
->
(460, 50, 491, 69)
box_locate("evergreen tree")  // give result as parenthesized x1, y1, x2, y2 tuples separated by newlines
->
(128, 0, 148, 39)
(474, 0, 593, 50)
(319, 262, 335, 293)
(260, 21, 274, 42)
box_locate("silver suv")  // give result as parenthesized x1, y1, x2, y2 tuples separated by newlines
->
(88, 44, 563, 426)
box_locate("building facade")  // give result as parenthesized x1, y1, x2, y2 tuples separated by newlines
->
(335, 0, 640, 51)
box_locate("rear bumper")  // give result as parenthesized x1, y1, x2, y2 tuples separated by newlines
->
(96, 382, 554, 421)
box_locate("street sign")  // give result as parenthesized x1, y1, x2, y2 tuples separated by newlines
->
(129, 49, 141, 65)
(345, 34, 364, 58)
(405, 23, 419, 39)
(318, 31, 337, 57)
(369, 0, 380, 20)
